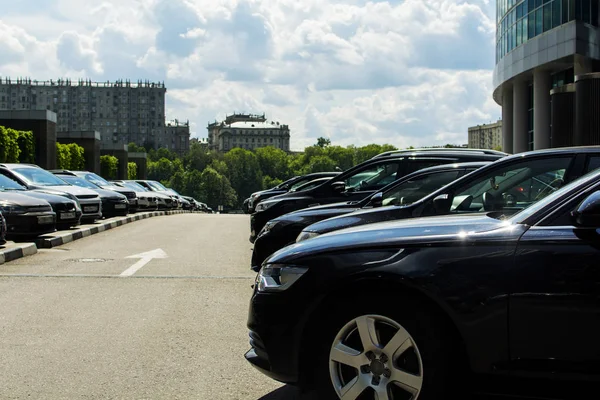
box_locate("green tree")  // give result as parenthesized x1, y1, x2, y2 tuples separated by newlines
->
(223, 148, 263, 205)
(67, 143, 85, 170)
(148, 157, 184, 182)
(184, 142, 212, 171)
(209, 159, 229, 176)
(302, 155, 337, 174)
(0, 126, 21, 163)
(324, 145, 354, 171)
(353, 144, 397, 164)
(100, 155, 119, 179)
(56, 143, 71, 169)
(15, 129, 35, 163)
(198, 167, 237, 209)
(316, 137, 331, 148)
(255, 146, 291, 182)
(263, 176, 283, 190)
(127, 162, 138, 179)
(128, 142, 146, 153)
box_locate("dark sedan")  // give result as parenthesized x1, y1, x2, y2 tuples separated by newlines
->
(247, 172, 341, 214)
(251, 162, 489, 271)
(0, 173, 81, 229)
(56, 175, 129, 218)
(0, 192, 56, 238)
(246, 164, 600, 400)
(298, 147, 600, 242)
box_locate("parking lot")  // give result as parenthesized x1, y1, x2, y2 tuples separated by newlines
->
(0, 213, 316, 399)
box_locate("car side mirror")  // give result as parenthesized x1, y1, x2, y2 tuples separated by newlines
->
(331, 181, 346, 193)
(571, 191, 600, 227)
(370, 192, 383, 207)
(433, 193, 452, 213)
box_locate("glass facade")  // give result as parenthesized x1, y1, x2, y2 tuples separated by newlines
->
(528, 84, 534, 150)
(496, 0, 600, 62)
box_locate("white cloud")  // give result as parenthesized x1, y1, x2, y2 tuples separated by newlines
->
(0, 0, 500, 150)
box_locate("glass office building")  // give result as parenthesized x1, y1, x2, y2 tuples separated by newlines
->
(493, 0, 600, 153)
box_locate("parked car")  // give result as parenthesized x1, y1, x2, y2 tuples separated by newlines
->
(297, 147, 600, 242)
(246, 161, 600, 400)
(52, 171, 138, 212)
(111, 180, 162, 211)
(250, 149, 507, 243)
(52, 173, 129, 218)
(0, 192, 56, 238)
(0, 212, 6, 245)
(0, 164, 102, 223)
(251, 162, 490, 271)
(166, 188, 191, 209)
(0, 173, 81, 229)
(247, 172, 342, 214)
(133, 180, 178, 209)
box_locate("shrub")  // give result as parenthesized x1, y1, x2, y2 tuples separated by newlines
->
(100, 155, 119, 179)
(127, 162, 137, 179)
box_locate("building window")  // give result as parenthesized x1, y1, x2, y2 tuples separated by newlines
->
(528, 83, 534, 151)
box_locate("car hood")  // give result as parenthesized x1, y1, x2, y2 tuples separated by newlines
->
(93, 188, 126, 199)
(268, 213, 522, 264)
(34, 185, 99, 197)
(13, 190, 76, 205)
(276, 203, 362, 223)
(0, 192, 51, 207)
(304, 204, 408, 234)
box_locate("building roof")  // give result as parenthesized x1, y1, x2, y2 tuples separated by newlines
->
(227, 121, 285, 129)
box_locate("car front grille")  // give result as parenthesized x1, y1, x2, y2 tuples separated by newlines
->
(54, 202, 76, 211)
(123, 191, 136, 199)
(76, 194, 98, 199)
(26, 205, 53, 213)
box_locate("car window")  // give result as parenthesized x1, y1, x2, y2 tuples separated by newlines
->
(290, 179, 327, 192)
(85, 173, 110, 187)
(586, 156, 600, 173)
(403, 160, 453, 175)
(0, 174, 26, 190)
(345, 162, 400, 192)
(381, 171, 460, 206)
(447, 157, 572, 217)
(62, 176, 99, 189)
(13, 167, 70, 186)
(124, 182, 147, 191)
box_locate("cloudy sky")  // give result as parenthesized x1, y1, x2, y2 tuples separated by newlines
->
(1, 0, 501, 150)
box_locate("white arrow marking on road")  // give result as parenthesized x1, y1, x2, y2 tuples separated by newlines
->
(120, 248, 168, 277)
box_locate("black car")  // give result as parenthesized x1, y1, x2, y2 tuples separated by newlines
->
(0, 192, 56, 238)
(251, 162, 490, 271)
(247, 172, 341, 214)
(297, 147, 600, 243)
(54, 174, 130, 218)
(52, 170, 139, 212)
(250, 149, 507, 243)
(246, 163, 600, 400)
(0, 173, 81, 229)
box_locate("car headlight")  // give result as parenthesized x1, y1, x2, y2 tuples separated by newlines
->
(259, 220, 281, 237)
(296, 231, 320, 242)
(256, 264, 308, 293)
(0, 201, 26, 214)
(255, 201, 277, 213)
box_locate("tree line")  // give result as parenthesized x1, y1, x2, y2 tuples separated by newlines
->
(138, 139, 401, 210)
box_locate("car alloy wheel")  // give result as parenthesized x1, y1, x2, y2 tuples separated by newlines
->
(329, 314, 423, 400)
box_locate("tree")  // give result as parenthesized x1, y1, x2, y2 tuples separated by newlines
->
(353, 144, 397, 164)
(184, 142, 212, 172)
(198, 167, 237, 209)
(0, 126, 21, 163)
(302, 155, 338, 174)
(493, 145, 503, 151)
(100, 155, 119, 179)
(127, 162, 138, 179)
(223, 148, 263, 205)
(263, 176, 283, 190)
(128, 142, 146, 153)
(324, 146, 354, 171)
(148, 157, 184, 182)
(15, 129, 35, 163)
(316, 137, 331, 148)
(67, 143, 85, 170)
(56, 143, 71, 169)
(255, 146, 291, 181)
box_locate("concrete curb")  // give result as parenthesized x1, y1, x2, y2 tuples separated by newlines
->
(0, 243, 38, 265)
(35, 210, 193, 249)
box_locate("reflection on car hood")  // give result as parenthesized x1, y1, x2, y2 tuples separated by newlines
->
(268, 214, 518, 264)
(276, 204, 362, 223)
(21, 190, 77, 206)
(40, 185, 99, 197)
(304, 205, 405, 234)
(0, 192, 52, 207)
(93, 188, 127, 199)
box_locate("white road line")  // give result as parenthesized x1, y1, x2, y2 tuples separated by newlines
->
(119, 257, 153, 277)
(120, 248, 169, 277)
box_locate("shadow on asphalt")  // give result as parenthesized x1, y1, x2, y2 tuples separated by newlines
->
(257, 386, 318, 400)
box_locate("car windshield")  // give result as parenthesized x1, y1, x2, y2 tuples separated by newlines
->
(148, 181, 168, 191)
(377, 170, 462, 206)
(0, 174, 26, 191)
(444, 157, 572, 219)
(84, 173, 111, 187)
(14, 167, 70, 186)
(123, 182, 147, 191)
(290, 178, 328, 192)
(60, 175, 99, 190)
(275, 176, 300, 189)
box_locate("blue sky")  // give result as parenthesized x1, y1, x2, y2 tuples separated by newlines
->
(0, 0, 501, 150)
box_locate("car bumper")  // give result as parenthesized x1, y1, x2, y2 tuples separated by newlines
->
(79, 200, 102, 220)
(4, 212, 56, 236)
(102, 200, 129, 216)
(250, 213, 272, 244)
(56, 210, 82, 226)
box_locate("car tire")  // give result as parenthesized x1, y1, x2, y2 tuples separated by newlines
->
(312, 295, 459, 400)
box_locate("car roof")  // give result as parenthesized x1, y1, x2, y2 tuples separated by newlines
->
(372, 148, 508, 159)
(0, 163, 40, 169)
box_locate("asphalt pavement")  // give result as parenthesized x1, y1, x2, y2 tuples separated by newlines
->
(0, 214, 314, 399)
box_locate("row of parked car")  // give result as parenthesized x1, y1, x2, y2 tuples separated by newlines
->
(0, 163, 213, 244)
(245, 146, 600, 399)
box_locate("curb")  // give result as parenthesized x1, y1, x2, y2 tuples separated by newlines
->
(35, 210, 192, 249)
(0, 243, 38, 265)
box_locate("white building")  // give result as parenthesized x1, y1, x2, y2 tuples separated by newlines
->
(468, 120, 503, 150)
(207, 113, 290, 152)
